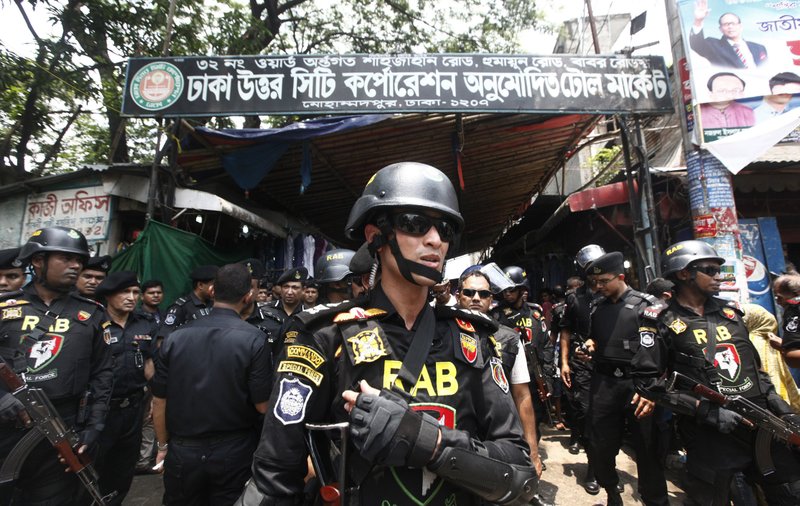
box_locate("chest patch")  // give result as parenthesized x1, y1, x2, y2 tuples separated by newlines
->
(273, 377, 312, 425)
(77, 310, 91, 322)
(347, 326, 388, 365)
(787, 316, 799, 333)
(2, 307, 23, 320)
(713, 343, 742, 382)
(721, 308, 737, 321)
(490, 357, 509, 394)
(25, 334, 64, 372)
(459, 333, 478, 364)
(669, 319, 688, 334)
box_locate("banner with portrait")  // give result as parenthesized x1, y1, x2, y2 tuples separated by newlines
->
(676, 0, 800, 154)
(22, 187, 112, 243)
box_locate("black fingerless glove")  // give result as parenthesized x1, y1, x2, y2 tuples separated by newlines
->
(0, 393, 23, 424)
(349, 389, 440, 468)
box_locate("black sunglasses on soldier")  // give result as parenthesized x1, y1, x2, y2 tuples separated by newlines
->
(391, 212, 457, 242)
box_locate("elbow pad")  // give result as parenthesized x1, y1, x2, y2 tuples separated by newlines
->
(427, 446, 538, 505)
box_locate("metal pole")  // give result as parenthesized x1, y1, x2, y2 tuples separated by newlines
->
(585, 0, 602, 54)
(634, 116, 662, 278)
(619, 120, 649, 284)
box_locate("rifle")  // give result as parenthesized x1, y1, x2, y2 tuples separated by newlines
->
(520, 331, 554, 426)
(0, 361, 113, 505)
(305, 421, 349, 506)
(668, 370, 800, 476)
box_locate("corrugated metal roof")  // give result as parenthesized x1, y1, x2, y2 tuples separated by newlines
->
(177, 113, 598, 253)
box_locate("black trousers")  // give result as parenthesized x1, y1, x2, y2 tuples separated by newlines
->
(93, 398, 145, 505)
(564, 359, 592, 446)
(0, 414, 81, 506)
(586, 372, 668, 505)
(164, 431, 257, 506)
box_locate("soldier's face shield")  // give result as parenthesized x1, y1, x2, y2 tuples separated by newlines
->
(479, 263, 515, 294)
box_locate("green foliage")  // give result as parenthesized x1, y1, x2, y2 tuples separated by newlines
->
(587, 145, 624, 187)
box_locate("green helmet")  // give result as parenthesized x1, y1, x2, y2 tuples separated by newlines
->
(17, 226, 90, 263)
(344, 162, 464, 241)
(661, 240, 724, 276)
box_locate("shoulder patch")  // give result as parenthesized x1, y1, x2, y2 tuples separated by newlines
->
(71, 292, 104, 309)
(175, 296, 188, 305)
(296, 299, 360, 327)
(639, 326, 656, 348)
(532, 310, 541, 320)
(333, 307, 387, 324)
(163, 313, 176, 326)
(273, 378, 312, 425)
(490, 357, 509, 393)
(721, 307, 738, 321)
(277, 361, 324, 386)
(286, 345, 326, 368)
(455, 318, 475, 333)
(641, 302, 667, 320)
(460, 333, 478, 363)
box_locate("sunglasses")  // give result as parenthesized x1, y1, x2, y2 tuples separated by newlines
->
(461, 288, 492, 299)
(392, 212, 457, 242)
(692, 265, 721, 277)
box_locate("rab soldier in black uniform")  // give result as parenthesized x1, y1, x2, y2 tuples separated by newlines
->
(237, 162, 536, 506)
(0, 227, 113, 505)
(580, 252, 668, 506)
(92, 272, 157, 505)
(159, 264, 217, 338)
(633, 241, 800, 505)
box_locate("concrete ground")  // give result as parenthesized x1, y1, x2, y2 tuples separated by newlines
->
(125, 425, 687, 505)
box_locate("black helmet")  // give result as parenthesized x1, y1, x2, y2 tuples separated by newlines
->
(17, 226, 90, 263)
(315, 249, 356, 284)
(576, 244, 606, 270)
(503, 266, 528, 290)
(661, 240, 725, 276)
(344, 162, 464, 241)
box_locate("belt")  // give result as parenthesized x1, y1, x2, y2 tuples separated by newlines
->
(109, 390, 144, 409)
(171, 429, 254, 447)
(594, 362, 632, 378)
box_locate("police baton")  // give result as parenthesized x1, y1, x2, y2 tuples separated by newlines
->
(305, 421, 349, 506)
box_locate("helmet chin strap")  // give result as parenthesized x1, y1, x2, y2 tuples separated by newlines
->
(370, 218, 443, 286)
(34, 253, 72, 294)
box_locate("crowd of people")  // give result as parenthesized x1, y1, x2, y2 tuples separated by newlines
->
(1, 161, 800, 506)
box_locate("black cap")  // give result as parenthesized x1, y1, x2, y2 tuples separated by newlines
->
(190, 264, 219, 281)
(96, 271, 139, 297)
(349, 242, 373, 275)
(276, 267, 308, 285)
(84, 255, 112, 273)
(0, 248, 22, 270)
(305, 278, 320, 290)
(238, 258, 266, 279)
(587, 252, 624, 275)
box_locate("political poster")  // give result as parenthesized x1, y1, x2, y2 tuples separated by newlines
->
(676, 0, 800, 151)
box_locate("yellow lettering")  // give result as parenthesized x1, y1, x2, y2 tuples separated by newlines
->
(716, 326, 732, 342)
(383, 360, 403, 391)
(693, 328, 707, 345)
(410, 365, 435, 397)
(518, 318, 532, 328)
(382, 360, 459, 396)
(436, 362, 458, 396)
(21, 315, 38, 331)
(52, 318, 70, 333)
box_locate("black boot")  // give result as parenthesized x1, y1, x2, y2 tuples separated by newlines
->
(530, 493, 555, 506)
(583, 465, 600, 495)
(605, 487, 623, 506)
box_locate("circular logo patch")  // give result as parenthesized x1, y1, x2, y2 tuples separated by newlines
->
(129, 62, 184, 111)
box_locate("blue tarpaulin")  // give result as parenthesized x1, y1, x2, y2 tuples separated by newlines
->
(187, 115, 392, 190)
